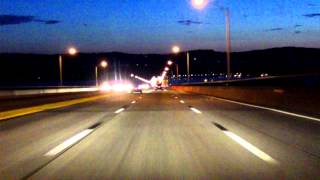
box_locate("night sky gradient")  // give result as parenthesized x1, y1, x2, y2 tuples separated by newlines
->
(0, 0, 319, 54)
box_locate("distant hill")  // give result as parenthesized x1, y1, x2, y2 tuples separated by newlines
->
(0, 47, 319, 86)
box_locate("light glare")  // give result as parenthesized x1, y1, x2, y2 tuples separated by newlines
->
(172, 46, 180, 54)
(68, 47, 77, 55)
(100, 61, 108, 68)
(191, 0, 208, 9)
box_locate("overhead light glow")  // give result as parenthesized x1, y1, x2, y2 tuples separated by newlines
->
(100, 82, 112, 91)
(68, 47, 77, 55)
(100, 61, 108, 68)
(172, 46, 180, 54)
(191, 0, 208, 9)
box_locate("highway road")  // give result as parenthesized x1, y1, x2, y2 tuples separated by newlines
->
(0, 90, 320, 179)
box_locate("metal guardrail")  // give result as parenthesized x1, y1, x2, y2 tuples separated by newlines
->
(170, 74, 320, 87)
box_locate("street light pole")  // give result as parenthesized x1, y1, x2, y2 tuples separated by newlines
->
(95, 66, 99, 87)
(187, 51, 190, 80)
(225, 8, 232, 79)
(176, 64, 179, 78)
(191, 0, 232, 79)
(58, 47, 77, 86)
(95, 60, 108, 87)
(59, 55, 63, 86)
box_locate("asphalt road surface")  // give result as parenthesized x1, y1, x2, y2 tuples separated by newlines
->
(0, 90, 319, 179)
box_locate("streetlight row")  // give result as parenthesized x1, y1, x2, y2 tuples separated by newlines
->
(59, 47, 108, 86)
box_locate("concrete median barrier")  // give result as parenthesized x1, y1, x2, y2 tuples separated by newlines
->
(0, 87, 99, 97)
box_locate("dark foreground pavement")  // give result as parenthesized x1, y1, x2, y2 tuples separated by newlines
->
(0, 90, 319, 179)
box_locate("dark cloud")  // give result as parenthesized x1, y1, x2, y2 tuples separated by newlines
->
(294, 31, 302, 34)
(44, 20, 60, 24)
(0, 14, 61, 26)
(308, 3, 317, 7)
(34, 19, 61, 24)
(303, 13, 320, 18)
(294, 24, 302, 28)
(177, 20, 203, 26)
(0, 15, 34, 25)
(265, 28, 283, 32)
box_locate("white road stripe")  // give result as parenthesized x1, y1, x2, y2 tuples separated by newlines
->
(174, 96, 178, 99)
(45, 129, 93, 156)
(210, 96, 320, 122)
(131, 100, 136, 104)
(190, 107, 202, 114)
(180, 100, 185, 104)
(223, 131, 278, 165)
(114, 108, 125, 114)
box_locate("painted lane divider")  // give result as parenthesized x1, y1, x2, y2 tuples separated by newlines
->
(44, 122, 102, 157)
(189, 106, 202, 114)
(180, 100, 185, 104)
(45, 129, 93, 156)
(131, 100, 136, 104)
(114, 108, 125, 114)
(213, 122, 278, 165)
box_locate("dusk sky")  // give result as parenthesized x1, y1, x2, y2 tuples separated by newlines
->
(0, 0, 319, 54)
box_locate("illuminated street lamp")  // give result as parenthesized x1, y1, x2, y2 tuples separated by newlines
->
(59, 47, 78, 86)
(100, 61, 108, 68)
(172, 46, 182, 79)
(68, 47, 77, 55)
(172, 46, 180, 54)
(167, 60, 173, 66)
(191, 0, 208, 10)
(95, 60, 108, 86)
(191, 0, 232, 79)
(165, 67, 169, 72)
(172, 46, 190, 80)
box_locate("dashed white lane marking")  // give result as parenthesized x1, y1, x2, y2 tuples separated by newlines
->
(210, 96, 320, 122)
(174, 96, 178, 99)
(131, 100, 136, 104)
(180, 100, 185, 104)
(114, 108, 125, 114)
(223, 131, 278, 165)
(45, 129, 93, 156)
(190, 107, 202, 114)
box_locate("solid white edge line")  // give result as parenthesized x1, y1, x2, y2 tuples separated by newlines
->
(190, 107, 202, 114)
(45, 129, 93, 156)
(131, 100, 136, 104)
(115, 108, 125, 114)
(209, 96, 320, 122)
(180, 100, 185, 104)
(223, 131, 278, 165)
